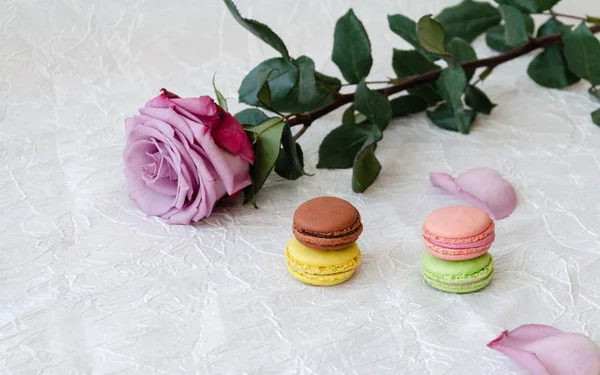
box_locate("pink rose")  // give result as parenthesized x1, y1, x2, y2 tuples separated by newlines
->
(123, 89, 254, 224)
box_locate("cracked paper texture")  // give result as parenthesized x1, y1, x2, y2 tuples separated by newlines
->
(2, 0, 600, 374)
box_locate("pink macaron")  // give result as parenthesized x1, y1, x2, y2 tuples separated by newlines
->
(422, 206, 495, 261)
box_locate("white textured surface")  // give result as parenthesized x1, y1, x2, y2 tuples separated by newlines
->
(2, 0, 600, 373)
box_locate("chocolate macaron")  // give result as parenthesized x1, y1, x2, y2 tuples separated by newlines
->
(293, 196, 363, 250)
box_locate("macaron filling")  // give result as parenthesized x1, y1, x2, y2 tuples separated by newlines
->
(293, 216, 363, 238)
(285, 247, 361, 276)
(423, 221, 495, 245)
(425, 232, 495, 249)
(422, 269, 494, 293)
(425, 242, 492, 258)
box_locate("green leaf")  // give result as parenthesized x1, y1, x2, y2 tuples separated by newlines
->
(390, 95, 428, 118)
(593, 108, 600, 126)
(485, 15, 534, 52)
(213, 76, 228, 111)
(587, 16, 600, 24)
(354, 80, 392, 131)
(527, 46, 580, 88)
(392, 49, 442, 105)
(388, 14, 438, 61)
(352, 143, 381, 193)
(223, 0, 289, 60)
(243, 117, 286, 205)
(563, 22, 600, 86)
(447, 37, 477, 62)
(239, 60, 337, 113)
(387, 14, 419, 49)
(438, 62, 467, 113)
(529, 18, 578, 89)
(499, 5, 529, 47)
(318, 123, 382, 169)
(315, 72, 343, 93)
(275, 143, 304, 180)
(417, 15, 451, 57)
(590, 88, 600, 102)
(437, 61, 470, 133)
(235, 108, 269, 126)
(447, 37, 477, 80)
(342, 105, 356, 125)
(427, 103, 477, 133)
(437, 0, 502, 42)
(256, 68, 274, 108)
(341, 105, 368, 125)
(332, 9, 373, 84)
(274, 123, 306, 180)
(239, 58, 298, 107)
(465, 85, 496, 114)
(295, 56, 319, 105)
(276, 84, 334, 113)
(537, 18, 571, 37)
(494, 0, 560, 13)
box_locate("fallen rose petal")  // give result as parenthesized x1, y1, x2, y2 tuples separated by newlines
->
(488, 324, 600, 375)
(429, 167, 517, 219)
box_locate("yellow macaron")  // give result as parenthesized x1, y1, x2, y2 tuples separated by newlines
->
(285, 237, 361, 286)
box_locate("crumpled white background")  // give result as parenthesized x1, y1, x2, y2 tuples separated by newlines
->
(2, 0, 600, 374)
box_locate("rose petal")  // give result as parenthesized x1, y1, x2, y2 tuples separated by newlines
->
(152, 95, 254, 163)
(195, 132, 251, 195)
(124, 140, 175, 216)
(163, 151, 225, 224)
(429, 167, 517, 219)
(139, 106, 195, 145)
(212, 107, 255, 163)
(160, 88, 180, 99)
(488, 324, 600, 375)
(170, 96, 218, 123)
(152, 140, 189, 209)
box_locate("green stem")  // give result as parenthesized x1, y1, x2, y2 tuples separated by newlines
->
(587, 16, 600, 24)
(340, 80, 394, 87)
(542, 11, 587, 21)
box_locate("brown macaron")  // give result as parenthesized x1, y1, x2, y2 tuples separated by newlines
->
(293, 196, 363, 250)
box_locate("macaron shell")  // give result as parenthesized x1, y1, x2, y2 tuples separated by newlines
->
(422, 251, 492, 276)
(422, 268, 494, 293)
(423, 206, 493, 240)
(424, 239, 492, 261)
(293, 196, 359, 233)
(293, 221, 363, 250)
(287, 264, 357, 286)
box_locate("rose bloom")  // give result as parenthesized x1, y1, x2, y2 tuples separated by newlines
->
(123, 90, 254, 224)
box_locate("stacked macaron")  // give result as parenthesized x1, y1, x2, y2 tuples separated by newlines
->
(285, 197, 363, 286)
(421, 206, 495, 293)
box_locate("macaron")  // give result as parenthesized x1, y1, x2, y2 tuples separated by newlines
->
(421, 251, 494, 293)
(293, 196, 363, 250)
(285, 237, 361, 286)
(422, 206, 495, 261)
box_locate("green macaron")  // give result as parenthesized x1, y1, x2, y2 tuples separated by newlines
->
(421, 251, 494, 293)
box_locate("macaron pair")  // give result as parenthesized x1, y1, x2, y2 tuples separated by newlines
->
(286, 197, 362, 286)
(421, 206, 495, 293)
